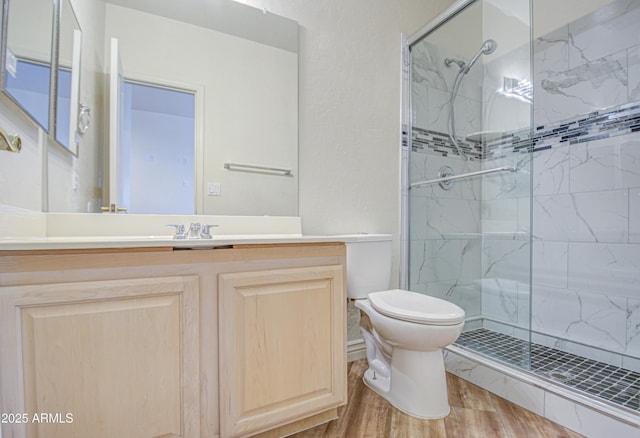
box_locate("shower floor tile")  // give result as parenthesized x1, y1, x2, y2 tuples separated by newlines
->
(456, 328, 640, 412)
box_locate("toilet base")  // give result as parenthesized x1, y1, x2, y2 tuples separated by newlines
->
(362, 347, 451, 419)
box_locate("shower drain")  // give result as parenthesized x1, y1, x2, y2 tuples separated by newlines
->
(547, 370, 573, 382)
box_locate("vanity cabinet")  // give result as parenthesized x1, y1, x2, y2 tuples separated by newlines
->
(219, 265, 345, 437)
(0, 243, 346, 438)
(0, 275, 200, 438)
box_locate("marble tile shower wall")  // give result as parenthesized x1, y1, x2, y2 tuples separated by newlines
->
(527, 0, 640, 372)
(534, 0, 640, 127)
(529, 131, 640, 372)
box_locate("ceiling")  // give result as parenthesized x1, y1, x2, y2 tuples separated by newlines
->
(103, 0, 298, 52)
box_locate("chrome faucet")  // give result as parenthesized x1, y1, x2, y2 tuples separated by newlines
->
(187, 222, 202, 239)
(200, 224, 218, 239)
(101, 203, 128, 213)
(166, 224, 187, 239)
(167, 222, 218, 239)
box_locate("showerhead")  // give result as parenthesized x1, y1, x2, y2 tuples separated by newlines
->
(463, 39, 498, 73)
(481, 39, 498, 55)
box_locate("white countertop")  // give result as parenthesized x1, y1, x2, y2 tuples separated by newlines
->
(0, 211, 391, 251)
(0, 233, 392, 251)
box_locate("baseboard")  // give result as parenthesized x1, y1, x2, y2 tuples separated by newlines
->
(347, 339, 366, 362)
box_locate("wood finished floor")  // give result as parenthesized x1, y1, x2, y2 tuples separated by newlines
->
(290, 360, 584, 438)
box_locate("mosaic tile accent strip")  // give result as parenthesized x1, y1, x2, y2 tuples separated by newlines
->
(411, 127, 483, 160)
(412, 102, 640, 160)
(456, 328, 640, 412)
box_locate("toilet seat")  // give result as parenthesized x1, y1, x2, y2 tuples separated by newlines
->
(368, 289, 465, 326)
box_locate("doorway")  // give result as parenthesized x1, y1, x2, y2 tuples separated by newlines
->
(119, 81, 195, 214)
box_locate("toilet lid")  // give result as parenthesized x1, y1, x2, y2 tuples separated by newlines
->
(368, 289, 465, 326)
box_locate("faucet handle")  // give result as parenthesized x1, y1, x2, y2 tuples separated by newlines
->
(166, 224, 186, 239)
(200, 224, 219, 239)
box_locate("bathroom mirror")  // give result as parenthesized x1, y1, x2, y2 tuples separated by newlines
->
(0, 0, 54, 131)
(105, 0, 299, 216)
(103, 0, 298, 215)
(0, 0, 299, 216)
(54, 0, 82, 155)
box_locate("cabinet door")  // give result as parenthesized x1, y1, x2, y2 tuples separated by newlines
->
(0, 276, 200, 438)
(219, 265, 346, 438)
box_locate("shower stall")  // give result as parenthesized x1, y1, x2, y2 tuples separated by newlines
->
(404, 0, 640, 433)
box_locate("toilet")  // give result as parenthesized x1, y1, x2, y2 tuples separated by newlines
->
(347, 235, 465, 419)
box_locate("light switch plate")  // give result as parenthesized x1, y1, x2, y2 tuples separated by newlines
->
(207, 182, 221, 196)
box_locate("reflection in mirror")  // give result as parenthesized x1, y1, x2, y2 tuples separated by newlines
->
(120, 81, 195, 214)
(2, 0, 54, 130)
(0, 0, 299, 217)
(100, 0, 299, 216)
(55, 0, 82, 154)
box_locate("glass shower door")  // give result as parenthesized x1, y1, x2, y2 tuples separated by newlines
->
(407, 0, 533, 369)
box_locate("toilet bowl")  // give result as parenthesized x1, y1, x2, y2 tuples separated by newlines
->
(346, 236, 465, 419)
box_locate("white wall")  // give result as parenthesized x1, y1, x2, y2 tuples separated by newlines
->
(6, 0, 52, 61)
(125, 108, 195, 215)
(0, 99, 44, 210)
(425, 0, 484, 61)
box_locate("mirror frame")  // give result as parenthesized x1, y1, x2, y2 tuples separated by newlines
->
(53, 0, 82, 156)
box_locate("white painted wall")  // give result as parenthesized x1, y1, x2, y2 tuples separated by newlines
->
(425, 0, 484, 61)
(125, 108, 195, 215)
(0, 99, 44, 210)
(6, 0, 52, 61)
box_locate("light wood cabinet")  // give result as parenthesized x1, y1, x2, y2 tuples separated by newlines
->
(0, 276, 200, 438)
(0, 243, 346, 438)
(219, 265, 346, 438)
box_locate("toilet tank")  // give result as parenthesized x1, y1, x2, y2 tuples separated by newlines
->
(345, 235, 392, 299)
